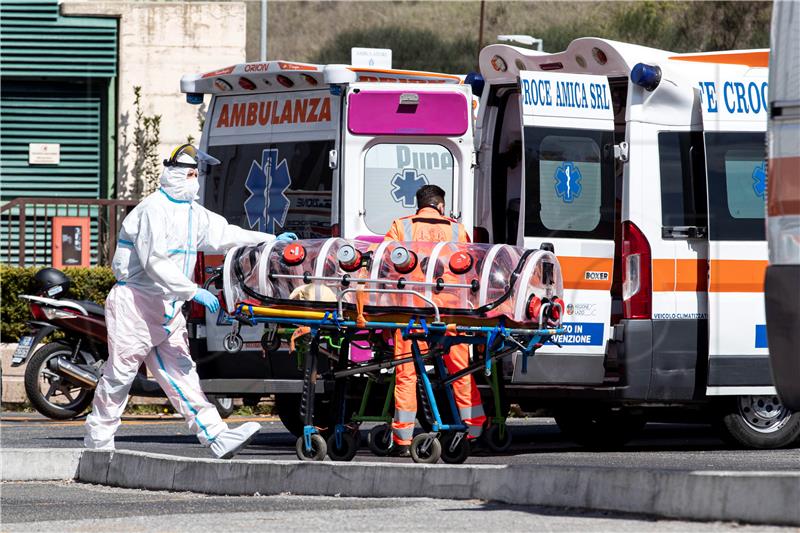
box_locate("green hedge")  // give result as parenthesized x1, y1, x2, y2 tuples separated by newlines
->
(0, 265, 116, 342)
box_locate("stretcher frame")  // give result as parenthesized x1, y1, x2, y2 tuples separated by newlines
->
(229, 286, 563, 463)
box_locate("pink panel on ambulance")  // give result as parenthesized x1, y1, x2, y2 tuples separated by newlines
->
(348, 91, 468, 136)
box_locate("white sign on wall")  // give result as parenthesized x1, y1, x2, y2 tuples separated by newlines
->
(29, 143, 60, 165)
(351, 47, 392, 69)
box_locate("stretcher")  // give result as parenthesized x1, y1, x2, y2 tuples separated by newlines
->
(221, 238, 565, 463)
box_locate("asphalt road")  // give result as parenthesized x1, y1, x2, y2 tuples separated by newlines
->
(2, 412, 799, 471)
(1, 481, 792, 532)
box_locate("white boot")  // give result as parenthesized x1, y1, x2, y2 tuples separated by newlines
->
(209, 422, 262, 459)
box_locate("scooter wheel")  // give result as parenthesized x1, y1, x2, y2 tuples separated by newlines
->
(484, 423, 513, 453)
(440, 433, 470, 464)
(367, 424, 393, 457)
(295, 434, 326, 461)
(327, 432, 358, 461)
(410, 433, 441, 464)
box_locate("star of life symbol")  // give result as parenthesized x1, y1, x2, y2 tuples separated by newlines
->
(244, 149, 292, 234)
(554, 162, 582, 204)
(391, 168, 428, 208)
(752, 161, 766, 199)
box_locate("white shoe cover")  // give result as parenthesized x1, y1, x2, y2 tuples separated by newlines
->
(209, 422, 261, 459)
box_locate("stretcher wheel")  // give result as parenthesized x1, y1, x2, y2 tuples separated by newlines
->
(410, 433, 441, 464)
(296, 434, 326, 461)
(326, 432, 358, 461)
(367, 424, 393, 456)
(440, 433, 470, 464)
(484, 423, 513, 453)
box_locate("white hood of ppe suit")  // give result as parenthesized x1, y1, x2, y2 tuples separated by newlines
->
(159, 156, 200, 202)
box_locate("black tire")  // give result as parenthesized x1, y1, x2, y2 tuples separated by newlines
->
(296, 433, 327, 461)
(483, 423, 513, 453)
(367, 424, 393, 456)
(410, 433, 441, 464)
(554, 408, 646, 450)
(715, 395, 800, 449)
(24, 343, 95, 420)
(274, 394, 304, 437)
(440, 432, 470, 464)
(326, 432, 358, 461)
(207, 395, 235, 419)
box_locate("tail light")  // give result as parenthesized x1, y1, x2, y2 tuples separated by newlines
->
(189, 252, 207, 320)
(622, 221, 652, 319)
(29, 302, 47, 321)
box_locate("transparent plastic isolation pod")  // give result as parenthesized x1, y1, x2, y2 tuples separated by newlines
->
(223, 238, 563, 325)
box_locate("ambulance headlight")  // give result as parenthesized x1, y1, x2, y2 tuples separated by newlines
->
(631, 63, 661, 92)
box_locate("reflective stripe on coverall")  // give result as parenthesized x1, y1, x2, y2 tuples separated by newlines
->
(385, 207, 486, 445)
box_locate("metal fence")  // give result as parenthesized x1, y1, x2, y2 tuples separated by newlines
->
(0, 198, 138, 267)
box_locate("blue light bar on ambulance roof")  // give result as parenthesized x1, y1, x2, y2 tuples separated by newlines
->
(186, 93, 204, 105)
(631, 63, 661, 91)
(464, 72, 485, 97)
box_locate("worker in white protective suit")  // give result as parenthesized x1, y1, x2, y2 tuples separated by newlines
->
(84, 144, 297, 459)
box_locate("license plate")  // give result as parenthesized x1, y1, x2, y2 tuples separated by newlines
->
(11, 336, 34, 364)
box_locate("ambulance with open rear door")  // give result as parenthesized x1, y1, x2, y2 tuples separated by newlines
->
(474, 38, 800, 448)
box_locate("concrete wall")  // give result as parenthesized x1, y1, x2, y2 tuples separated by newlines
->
(60, 1, 247, 198)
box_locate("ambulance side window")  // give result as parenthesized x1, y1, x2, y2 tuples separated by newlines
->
(523, 127, 615, 239)
(362, 143, 455, 235)
(704, 131, 766, 241)
(658, 132, 708, 230)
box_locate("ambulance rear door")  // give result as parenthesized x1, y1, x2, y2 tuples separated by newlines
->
(200, 88, 341, 353)
(340, 82, 474, 239)
(514, 71, 617, 384)
(699, 71, 773, 395)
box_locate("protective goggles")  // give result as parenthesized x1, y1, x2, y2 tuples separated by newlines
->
(163, 144, 221, 169)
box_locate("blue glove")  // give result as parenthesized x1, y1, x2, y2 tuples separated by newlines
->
(192, 288, 219, 313)
(277, 232, 298, 242)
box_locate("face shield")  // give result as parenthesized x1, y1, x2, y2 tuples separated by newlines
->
(164, 144, 220, 170)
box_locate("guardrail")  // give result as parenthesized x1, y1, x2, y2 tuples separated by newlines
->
(0, 198, 138, 267)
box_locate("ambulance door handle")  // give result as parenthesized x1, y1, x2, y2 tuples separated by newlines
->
(328, 149, 338, 170)
(661, 225, 707, 239)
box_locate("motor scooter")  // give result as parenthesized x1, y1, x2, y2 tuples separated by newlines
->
(12, 268, 234, 420)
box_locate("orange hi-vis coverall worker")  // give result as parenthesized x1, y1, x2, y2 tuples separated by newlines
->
(385, 206, 486, 445)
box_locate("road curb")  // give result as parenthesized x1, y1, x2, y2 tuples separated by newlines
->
(1, 448, 82, 481)
(4, 448, 799, 526)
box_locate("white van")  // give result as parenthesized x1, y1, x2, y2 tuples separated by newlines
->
(474, 38, 800, 448)
(765, 0, 800, 411)
(178, 61, 474, 428)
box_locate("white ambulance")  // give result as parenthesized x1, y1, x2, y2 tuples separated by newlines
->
(178, 61, 474, 430)
(475, 38, 800, 448)
(765, 0, 800, 412)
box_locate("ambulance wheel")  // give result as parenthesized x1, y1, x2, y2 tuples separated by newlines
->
(715, 395, 800, 449)
(554, 408, 645, 450)
(326, 432, 358, 461)
(440, 433, 470, 464)
(367, 424, 393, 456)
(274, 394, 304, 437)
(484, 423, 513, 453)
(410, 433, 441, 464)
(296, 434, 326, 461)
(207, 395, 235, 419)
